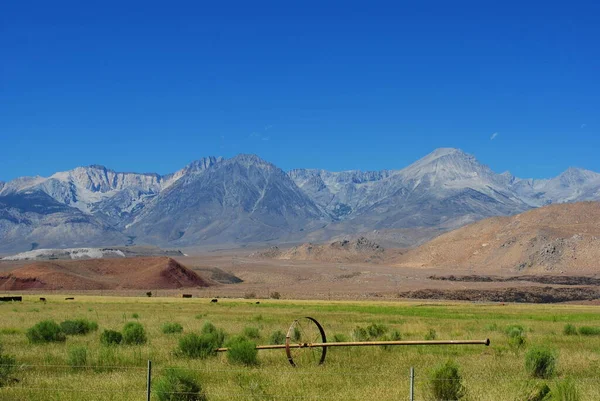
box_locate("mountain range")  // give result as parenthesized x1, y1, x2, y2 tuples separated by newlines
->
(2, 148, 599, 253)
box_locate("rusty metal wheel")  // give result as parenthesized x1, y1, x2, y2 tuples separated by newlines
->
(285, 317, 327, 367)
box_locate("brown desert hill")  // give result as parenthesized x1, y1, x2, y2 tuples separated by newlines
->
(395, 201, 600, 273)
(251, 237, 389, 263)
(0, 257, 213, 290)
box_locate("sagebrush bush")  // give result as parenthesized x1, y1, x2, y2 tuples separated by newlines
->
(552, 378, 580, 401)
(367, 323, 388, 339)
(428, 360, 466, 401)
(521, 381, 551, 401)
(162, 322, 184, 334)
(225, 336, 258, 366)
(332, 333, 348, 342)
(177, 332, 223, 359)
(269, 291, 281, 299)
(122, 322, 147, 345)
(525, 346, 557, 379)
(507, 325, 527, 350)
(201, 322, 226, 346)
(269, 330, 286, 345)
(60, 319, 98, 336)
(563, 324, 578, 336)
(0, 344, 17, 387)
(154, 367, 206, 401)
(100, 329, 123, 346)
(26, 320, 66, 343)
(577, 326, 600, 336)
(242, 326, 261, 339)
(424, 328, 437, 341)
(67, 346, 88, 368)
(381, 329, 402, 350)
(292, 327, 301, 342)
(352, 326, 369, 341)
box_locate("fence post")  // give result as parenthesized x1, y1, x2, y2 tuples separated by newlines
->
(409, 366, 414, 401)
(147, 360, 152, 401)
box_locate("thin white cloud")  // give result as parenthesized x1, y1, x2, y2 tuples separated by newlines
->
(264, 124, 273, 131)
(490, 132, 498, 140)
(250, 132, 269, 141)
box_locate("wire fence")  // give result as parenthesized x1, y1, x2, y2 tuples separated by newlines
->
(1, 361, 599, 400)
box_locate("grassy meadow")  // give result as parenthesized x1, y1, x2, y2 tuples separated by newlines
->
(0, 295, 599, 400)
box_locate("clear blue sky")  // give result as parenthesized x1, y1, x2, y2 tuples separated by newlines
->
(1, 1, 598, 181)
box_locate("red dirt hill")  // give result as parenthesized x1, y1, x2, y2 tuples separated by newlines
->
(0, 257, 212, 290)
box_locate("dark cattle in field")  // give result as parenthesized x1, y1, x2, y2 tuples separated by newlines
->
(182, 294, 192, 298)
(0, 296, 22, 302)
(39, 297, 46, 302)
(65, 297, 74, 300)
(211, 299, 218, 303)
(255, 301, 260, 305)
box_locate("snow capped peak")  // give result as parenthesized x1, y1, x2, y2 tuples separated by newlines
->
(399, 148, 488, 182)
(180, 156, 223, 173)
(557, 167, 600, 184)
(424, 147, 465, 159)
(230, 153, 270, 166)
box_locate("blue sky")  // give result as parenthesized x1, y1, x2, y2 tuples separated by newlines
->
(1, 1, 598, 181)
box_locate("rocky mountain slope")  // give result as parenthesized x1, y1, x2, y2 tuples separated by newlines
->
(2, 148, 600, 253)
(394, 202, 600, 272)
(126, 154, 328, 246)
(251, 236, 387, 263)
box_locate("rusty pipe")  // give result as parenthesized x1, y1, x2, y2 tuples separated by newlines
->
(215, 338, 489, 352)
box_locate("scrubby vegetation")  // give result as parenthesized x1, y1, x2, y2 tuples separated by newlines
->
(60, 319, 98, 336)
(0, 344, 17, 387)
(563, 324, 578, 336)
(424, 328, 437, 340)
(552, 378, 580, 401)
(122, 322, 147, 345)
(242, 326, 261, 339)
(1, 297, 599, 400)
(428, 360, 466, 401)
(225, 336, 259, 366)
(100, 329, 123, 346)
(162, 322, 184, 334)
(26, 320, 66, 343)
(269, 330, 286, 345)
(154, 367, 207, 401)
(506, 324, 527, 351)
(577, 326, 600, 336)
(525, 346, 557, 379)
(176, 324, 227, 360)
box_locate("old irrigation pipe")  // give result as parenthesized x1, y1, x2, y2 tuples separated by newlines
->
(215, 317, 490, 367)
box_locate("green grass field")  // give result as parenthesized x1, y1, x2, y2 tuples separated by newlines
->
(1, 295, 599, 400)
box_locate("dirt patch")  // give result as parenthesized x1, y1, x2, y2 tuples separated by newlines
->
(398, 286, 600, 303)
(251, 237, 386, 263)
(428, 274, 600, 286)
(0, 257, 213, 290)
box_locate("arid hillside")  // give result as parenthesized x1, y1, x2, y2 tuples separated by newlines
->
(0, 257, 212, 290)
(395, 202, 600, 273)
(251, 237, 389, 263)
